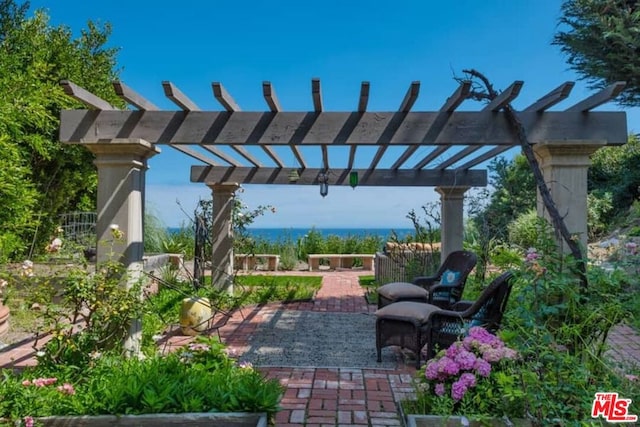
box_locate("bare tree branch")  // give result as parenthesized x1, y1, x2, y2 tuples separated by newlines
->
(462, 69, 588, 289)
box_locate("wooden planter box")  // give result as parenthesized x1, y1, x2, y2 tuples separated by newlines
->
(406, 414, 532, 427)
(20, 412, 267, 427)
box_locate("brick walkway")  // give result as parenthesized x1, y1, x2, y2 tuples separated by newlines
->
(2, 270, 639, 427)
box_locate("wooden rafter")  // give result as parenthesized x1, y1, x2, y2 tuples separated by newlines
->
(201, 145, 242, 166)
(231, 146, 263, 167)
(436, 146, 481, 170)
(191, 166, 488, 187)
(482, 81, 523, 112)
(399, 81, 420, 112)
(61, 80, 116, 110)
(358, 82, 370, 112)
(312, 78, 323, 112)
(162, 81, 200, 111)
(565, 81, 626, 112)
(455, 145, 515, 170)
(347, 145, 357, 170)
(321, 146, 329, 171)
(263, 81, 281, 112)
(113, 81, 159, 110)
(414, 146, 450, 170)
(212, 82, 241, 112)
(170, 145, 219, 166)
(392, 81, 471, 170)
(524, 81, 574, 112)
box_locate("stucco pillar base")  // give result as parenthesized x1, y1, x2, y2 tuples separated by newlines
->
(435, 186, 469, 264)
(533, 141, 605, 253)
(207, 183, 240, 294)
(71, 138, 160, 356)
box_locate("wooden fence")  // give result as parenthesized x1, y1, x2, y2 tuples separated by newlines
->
(374, 250, 439, 284)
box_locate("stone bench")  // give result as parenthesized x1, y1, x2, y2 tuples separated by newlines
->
(308, 254, 375, 271)
(234, 254, 280, 271)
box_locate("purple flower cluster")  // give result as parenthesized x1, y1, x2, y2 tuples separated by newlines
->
(424, 327, 517, 401)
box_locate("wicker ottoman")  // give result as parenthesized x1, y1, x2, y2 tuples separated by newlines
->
(375, 301, 440, 368)
(376, 282, 428, 309)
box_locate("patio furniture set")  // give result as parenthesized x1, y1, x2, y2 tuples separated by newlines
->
(374, 250, 514, 367)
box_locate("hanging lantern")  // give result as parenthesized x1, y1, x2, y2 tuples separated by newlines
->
(349, 171, 359, 189)
(320, 181, 329, 197)
(318, 171, 329, 197)
(288, 169, 300, 183)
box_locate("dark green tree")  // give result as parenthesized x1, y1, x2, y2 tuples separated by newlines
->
(554, 0, 640, 106)
(0, 0, 123, 261)
(471, 154, 536, 241)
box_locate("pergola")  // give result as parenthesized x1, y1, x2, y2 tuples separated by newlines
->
(59, 77, 627, 350)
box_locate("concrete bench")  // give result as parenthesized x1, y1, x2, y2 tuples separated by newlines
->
(234, 254, 280, 271)
(308, 254, 375, 271)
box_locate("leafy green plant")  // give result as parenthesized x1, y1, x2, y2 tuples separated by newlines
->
(0, 337, 283, 421)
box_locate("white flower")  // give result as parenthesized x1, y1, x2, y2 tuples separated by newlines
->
(36, 351, 46, 357)
(109, 224, 119, 231)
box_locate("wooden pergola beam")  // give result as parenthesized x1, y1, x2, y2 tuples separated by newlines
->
(201, 145, 242, 166)
(524, 81, 574, 112)
(191, 166, 488, 187)
(170, 145, 219, 166)
(482, 81, 524, 112)
(312, 78, 323, 112)
(212, 82, 241, 112)
(399, 81, 420, 112)
(162, 81, 200, 111)
(60, 110, 629, 146)
(263, 81, 281, 112)
(321, 145, 329, 170)
(392, 81, 471, 170)
(347, 145, 357, 170)
(113, 81, 159, 110)
(60, 80, 116, 110)
(262, 146, 285, 168)
(231, 146, 263, 167)
(454, 145, 514, 170)
(368, 146, 387, 170)
(358, 82, 370, 112)
(565, 81, 626, 112)
(413, 145, 450, 170)
(435, 146, 481, 170)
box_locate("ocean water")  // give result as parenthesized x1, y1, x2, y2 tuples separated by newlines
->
(245, 228, 415, 243)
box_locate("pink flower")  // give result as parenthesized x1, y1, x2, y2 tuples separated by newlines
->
(525, 247, 539, 262)
(21, 380, 31, 386)
(625, 242, 638, 255)
(425, 360, 440, 380)
(454, 350, 477, 370)
(438, 357, 460, 376)
(625, 374, 638, 382)
(451, 379, 468, 401)
(24, 416, 34, 427)
(434, 383, 446, 396)
(474, 359, 492, 377)
(459, 372, 477, 388)
(57, 383, 76, 395)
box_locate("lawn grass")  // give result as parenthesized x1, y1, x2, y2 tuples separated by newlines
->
(358, 275, 378, 304)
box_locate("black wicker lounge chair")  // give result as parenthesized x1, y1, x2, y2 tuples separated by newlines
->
(376, 250, 478, 309)
(375, 271, 514, 368)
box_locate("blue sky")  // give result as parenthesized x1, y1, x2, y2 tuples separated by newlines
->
(30, 0, 640, 228)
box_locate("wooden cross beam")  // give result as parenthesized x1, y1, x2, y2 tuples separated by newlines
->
(162, 81, 200, 111)
(565, 81, 626, 112)
(191, 166, 488, 187)
(61, 80, 116, 110)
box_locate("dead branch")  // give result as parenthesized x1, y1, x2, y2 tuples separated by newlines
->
(462, 69, 588, 289)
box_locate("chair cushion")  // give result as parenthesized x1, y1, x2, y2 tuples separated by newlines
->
(440, 269, 460, 285)
(377, 282, 429, 300)
(375, 301, 440, 323)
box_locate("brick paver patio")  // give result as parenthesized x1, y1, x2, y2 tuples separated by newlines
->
(1, 269, 639, 426)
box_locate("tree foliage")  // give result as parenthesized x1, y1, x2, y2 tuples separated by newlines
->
(554, 0, 640, 106)
(0, 0, 122, 261)
(471, 154, 536, 241)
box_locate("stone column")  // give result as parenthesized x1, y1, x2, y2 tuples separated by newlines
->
(72, 138, 160, 356)
(533, 141, 605, 253)
(435, 186, 469, 264)
(207, 183, 240, 293)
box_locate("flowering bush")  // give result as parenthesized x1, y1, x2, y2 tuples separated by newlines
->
(407, 327, 524, 419)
